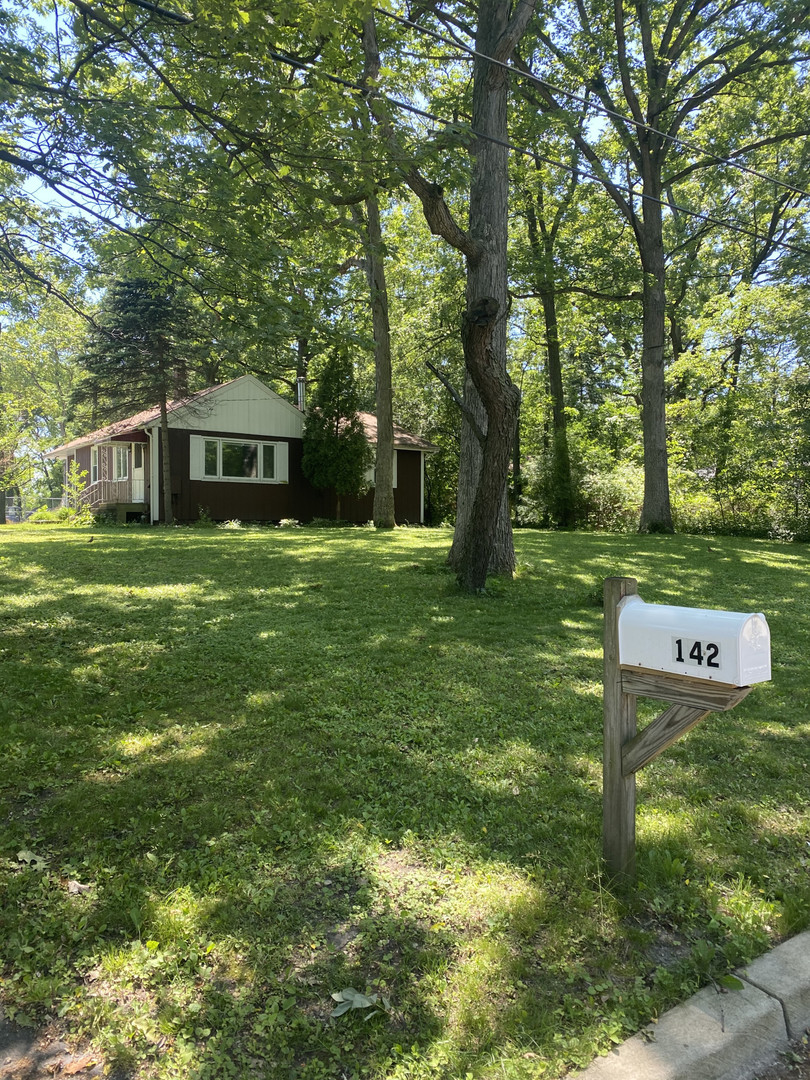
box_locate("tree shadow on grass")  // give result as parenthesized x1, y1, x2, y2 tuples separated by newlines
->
(1, 528, 809, 1076)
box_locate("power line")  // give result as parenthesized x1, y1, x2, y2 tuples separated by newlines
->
(376, 7, 810, 203)
(266, 47, 810, 260)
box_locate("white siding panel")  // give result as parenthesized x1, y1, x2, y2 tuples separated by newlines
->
(171, 375, 304, 439)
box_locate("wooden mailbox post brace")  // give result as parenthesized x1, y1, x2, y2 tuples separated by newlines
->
(603, 577, 753, 882)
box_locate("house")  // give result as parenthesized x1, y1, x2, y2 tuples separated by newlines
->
(44, 374, 439, 525)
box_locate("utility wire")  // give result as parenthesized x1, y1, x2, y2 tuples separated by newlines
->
(376, 7, 810, 203)
(266, 47, 810, 259)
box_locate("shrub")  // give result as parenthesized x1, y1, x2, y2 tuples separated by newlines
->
(28, 504, 94, 526)
(580, 464, 645, 531)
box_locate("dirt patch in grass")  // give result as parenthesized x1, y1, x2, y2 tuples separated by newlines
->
(0, 1009, 110, 1079)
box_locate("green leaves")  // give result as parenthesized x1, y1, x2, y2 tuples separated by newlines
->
(16, 849, 47, 871)
(301, 351, 374, 503)
(329, 986, 391, 1019)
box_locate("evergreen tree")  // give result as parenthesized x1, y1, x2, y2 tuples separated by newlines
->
(73, 277, 199, 524)
(301, 353, 373, 520)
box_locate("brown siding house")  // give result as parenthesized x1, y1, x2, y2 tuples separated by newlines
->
(45, 375, 438, 525)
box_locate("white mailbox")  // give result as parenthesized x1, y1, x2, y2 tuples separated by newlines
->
(618, 596, 771, 686)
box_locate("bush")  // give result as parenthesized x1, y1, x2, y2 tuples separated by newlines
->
(580, 464, 645, 531)
(28, 504, 94, 526)
(515, 453, 586, 529)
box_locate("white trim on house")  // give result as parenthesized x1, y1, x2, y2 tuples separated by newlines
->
(113, 444, 129, 481)
(148, 426, 160, 523)
(365, 450, 397, 489)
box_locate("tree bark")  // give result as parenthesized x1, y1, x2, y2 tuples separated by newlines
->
(447, 0, 532, 584)
(457, 303, 521, 590)
(364, 193, 396, 529)
(638, 183, 673, 533)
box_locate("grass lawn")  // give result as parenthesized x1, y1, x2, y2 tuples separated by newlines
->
(1, 523, 808, 1080)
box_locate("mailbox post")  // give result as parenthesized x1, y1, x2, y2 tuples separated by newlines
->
(603, 577, 771, 882)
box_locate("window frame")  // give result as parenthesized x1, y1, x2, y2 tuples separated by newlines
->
(198, 437, 285, 484)
(90, 446, 99, 485)
(113, 444, 129, 482)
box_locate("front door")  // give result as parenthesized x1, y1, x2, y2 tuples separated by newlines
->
(132, 443, 146, 503)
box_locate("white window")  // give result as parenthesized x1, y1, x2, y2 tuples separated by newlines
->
(90, 446, 99, 484)
(113, 445, 128, 481)
(191, 436, 288, 484)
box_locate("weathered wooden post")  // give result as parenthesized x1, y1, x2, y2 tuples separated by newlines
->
(603, 577, 639, 881)
(602, 578, 771, 882)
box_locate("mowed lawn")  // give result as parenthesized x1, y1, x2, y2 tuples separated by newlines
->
(1, 524, 808, 1080)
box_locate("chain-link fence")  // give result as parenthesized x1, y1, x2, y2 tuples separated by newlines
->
(4, 498, 65, 523)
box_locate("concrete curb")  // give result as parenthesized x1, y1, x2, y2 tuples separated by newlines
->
(574, 931, 810, 1080)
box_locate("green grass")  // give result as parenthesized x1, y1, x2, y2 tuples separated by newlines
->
(1, 524, 808, 1079)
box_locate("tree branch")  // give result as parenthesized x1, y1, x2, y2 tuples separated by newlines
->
(425, 360, 485, 448)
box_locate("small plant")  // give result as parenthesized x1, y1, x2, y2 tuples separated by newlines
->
(309, 517, 355, 528)
(65, 461, 90, 512)
(218, 519, 243, 530)
(277, 518, 301, 528)
(27, 463, 94, 526)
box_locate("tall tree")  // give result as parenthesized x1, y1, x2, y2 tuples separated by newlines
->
(301, 350, 373, 519)
(521, 0, 810, 530)
(73, 276, 199, 524)
(361, 193, 397, 529)
(363, 0, 535, 588)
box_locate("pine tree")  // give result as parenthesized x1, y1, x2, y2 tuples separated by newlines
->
(73, 277, 198, 524)
(301, 353, 373, 520)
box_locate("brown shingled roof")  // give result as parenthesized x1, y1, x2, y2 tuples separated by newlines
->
(44, 384, 224, 458)
(357, 412, 440, 453)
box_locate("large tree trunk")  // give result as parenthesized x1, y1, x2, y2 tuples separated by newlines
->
(457, 307, 521, 590)
(448, 380, 514, 573)
(362, 2, 532, 583)
(524, 191, 576, 527)
(364, 193, 396, 529)
(638, 187, 673, 533)
(447, 0, 526, 585)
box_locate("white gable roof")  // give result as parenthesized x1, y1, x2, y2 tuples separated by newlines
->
(167, 374, 304, 439)
(45, 374, 305, 457)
